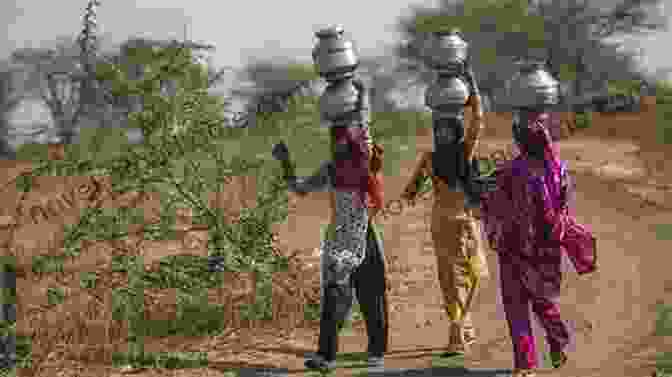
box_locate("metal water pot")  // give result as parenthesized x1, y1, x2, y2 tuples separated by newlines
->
(424, 29, 469, 70)
(425, 75, 470, 115)
(319, 79, 360, 121)
(312, 25, 359, 80)
(506, 60, 559, 109)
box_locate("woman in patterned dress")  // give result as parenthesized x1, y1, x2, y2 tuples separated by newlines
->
(481, 114, 597, 377)
(272, 121, 387, 370)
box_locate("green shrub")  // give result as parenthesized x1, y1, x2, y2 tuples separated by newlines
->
(655, 303, 672, 337)
(79, 271, 98, 289)
(655, 224, 672, 241)
(46, 287, 65, 307)
(607, 79, 642, 96)
(304, 301, 321, 322)
(31, 255, 65, 275)
(112, 351, 208, 369)
(143, 293, 227, 337)
(574, 111, 593, 130)
(655, 80, 672, 144)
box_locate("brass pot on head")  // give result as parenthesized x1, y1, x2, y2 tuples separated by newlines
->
(506, 59, 560, 110)
(425, 76, 471, 116)
(312, 25, 359, 81)
(423, 29, 471, 116)
(424, 28, 469, 75)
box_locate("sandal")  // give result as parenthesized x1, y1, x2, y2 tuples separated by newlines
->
(550, 351, 568, 369)
(512, 368, 537, 377)
(304, 354, 336, 371)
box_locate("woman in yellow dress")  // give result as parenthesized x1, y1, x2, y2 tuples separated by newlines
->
(401, 29, 490, 357)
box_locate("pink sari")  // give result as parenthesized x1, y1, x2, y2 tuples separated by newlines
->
(482, 112, 596, 299)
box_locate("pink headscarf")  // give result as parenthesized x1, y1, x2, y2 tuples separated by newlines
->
(482, 113, 596, 275)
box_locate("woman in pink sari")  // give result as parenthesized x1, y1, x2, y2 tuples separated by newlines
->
(481, 113, 597, 377)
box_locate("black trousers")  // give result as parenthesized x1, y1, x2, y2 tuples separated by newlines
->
(317, 223, 388, 361)
(0, 267, 16, 368)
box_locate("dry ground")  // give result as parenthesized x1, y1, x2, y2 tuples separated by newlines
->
(3, 102, 672, 377)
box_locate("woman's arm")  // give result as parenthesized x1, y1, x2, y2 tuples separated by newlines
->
(463, 68, 485, 161)
(352, 78, 375, 156)
(401, 152, 429, 201)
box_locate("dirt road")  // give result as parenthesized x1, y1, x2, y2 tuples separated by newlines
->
(13, 108, 672, 377)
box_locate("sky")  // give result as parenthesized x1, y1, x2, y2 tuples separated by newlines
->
(2, 0, 670, 77)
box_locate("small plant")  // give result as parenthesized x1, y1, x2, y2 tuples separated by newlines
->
(110, 254, 138, 273)
(657, 352, 672, 376)
(655, 303, 672, 337)
(655, 224, 672, 241)
(239, 275, 274, 321)
(111, 351, 208, 369)
(143, 303, 228, 338)
(574, 111, 592, 130)
(142, 254, 224, 291)
(31, 255, 65, 275)
(16, 334, 31, 369)
(46, 287, 65, 307)
(654, 302, 672, 375)
(79, 271, 98, 289)
(304, 301, 321, 322)
(656, 80, 672, 144)
(431, 353, 466, 369)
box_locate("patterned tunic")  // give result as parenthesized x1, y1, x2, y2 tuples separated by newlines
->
(289, 160, 369, 286)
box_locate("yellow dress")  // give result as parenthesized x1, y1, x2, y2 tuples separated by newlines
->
(403, 152, 489, 352)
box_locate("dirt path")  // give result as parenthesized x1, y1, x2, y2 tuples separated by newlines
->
(14, 109, 672, 377)
(252, 119, 672, 377)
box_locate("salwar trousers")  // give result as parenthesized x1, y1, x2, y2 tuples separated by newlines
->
(430, 189, 488, 350)
(317, 223, 389, 361)
(499, 254, 570, 370)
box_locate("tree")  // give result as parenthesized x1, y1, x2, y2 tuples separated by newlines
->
(0, 65, 22, 157)
(237, 54, 425, 118)
(9, 0, 106, 144)
(16, 37, 294, 367)
(234, 59, 320, 119)
(394, 0, 666, 109)
(10, 39, 89, 144)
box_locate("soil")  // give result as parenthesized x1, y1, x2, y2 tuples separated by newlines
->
(6, 103, 672, 377)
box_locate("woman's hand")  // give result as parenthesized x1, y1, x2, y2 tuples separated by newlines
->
(272, 142, 290, 162)
(287, 178, 309, 197)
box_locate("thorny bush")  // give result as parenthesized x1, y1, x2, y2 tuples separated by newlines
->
(10, 37, 316, 372)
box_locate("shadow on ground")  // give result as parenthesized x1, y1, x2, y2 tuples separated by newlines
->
(354, 368, 513, 376)
(217, 350, 514, 376)
(217, 366, 514, 377)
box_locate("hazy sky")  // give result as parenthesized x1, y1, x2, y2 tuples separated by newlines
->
(2, 0, 670, 77)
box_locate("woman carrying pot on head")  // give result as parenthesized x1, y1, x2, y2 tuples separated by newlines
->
(272, 25, 388, 372)
(508, 60, 571, 156)
(401, 29, 490, 358)
(481, 60, 598, 377)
